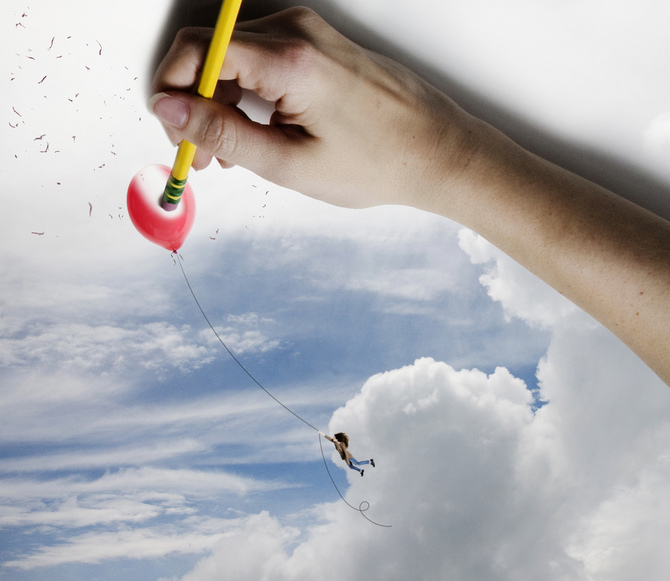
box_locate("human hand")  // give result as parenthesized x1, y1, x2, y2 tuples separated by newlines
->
(150, 7, 478, 210)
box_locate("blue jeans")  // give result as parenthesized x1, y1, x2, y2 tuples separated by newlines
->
(347, 458, 369, 472)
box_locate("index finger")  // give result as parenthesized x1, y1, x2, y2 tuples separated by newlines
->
(152, 27, 212, 95)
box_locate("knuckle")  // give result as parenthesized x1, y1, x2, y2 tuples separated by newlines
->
(285, 6, 321, 28)
(154, 28, 212, 94)
(201, 113, 237, 160)
(174, 26, 210, 49)
(277, 38, 319, 78)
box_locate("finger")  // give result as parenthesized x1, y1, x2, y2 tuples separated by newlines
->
(152, 27, 212, 95)
(219, 9, 337, 104)
(150, 91, 307, 183)
(192, 149, 214, 171)
(178, 103, 253, 171)
(153, 9, 329, 114)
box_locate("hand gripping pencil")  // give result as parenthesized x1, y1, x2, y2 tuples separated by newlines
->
(162, 0, 243, 211)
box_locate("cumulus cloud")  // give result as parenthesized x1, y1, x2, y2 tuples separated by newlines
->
(174, 512, 300, 581)
(169, 341, 670, 581)
(458, 228, 579, 327)
(566, 457, 670, 580)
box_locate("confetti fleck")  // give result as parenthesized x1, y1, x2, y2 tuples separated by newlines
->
(38, 75, 46, 84)
(48, 37, 54, 50)
(31, 231, 45, 236)
(88, 203, 93, 217)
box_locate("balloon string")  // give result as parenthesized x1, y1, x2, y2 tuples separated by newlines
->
(174, 252, 391, 528)
(175, 252, 319, 432)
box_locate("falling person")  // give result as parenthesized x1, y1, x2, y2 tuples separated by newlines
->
(320, 431, 375, 476)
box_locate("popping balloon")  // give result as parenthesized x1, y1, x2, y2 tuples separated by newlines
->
(127, 164, 196, 251)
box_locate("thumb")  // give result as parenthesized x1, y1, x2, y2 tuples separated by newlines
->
(150, 91, 302, 180)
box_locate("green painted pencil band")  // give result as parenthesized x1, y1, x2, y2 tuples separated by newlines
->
(162, 173, 189, 210)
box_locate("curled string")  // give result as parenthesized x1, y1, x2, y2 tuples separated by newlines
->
(175, 252, 390, 528)
(319, 434, 392, 528)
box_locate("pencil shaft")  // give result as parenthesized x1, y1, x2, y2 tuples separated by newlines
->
(165, 0, 243, 194)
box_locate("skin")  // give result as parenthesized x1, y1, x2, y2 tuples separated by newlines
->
(150, 7, 670, 386)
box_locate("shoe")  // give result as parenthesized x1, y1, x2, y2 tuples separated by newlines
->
(370, 459, 376, 468)
(360, 470, 365, 477)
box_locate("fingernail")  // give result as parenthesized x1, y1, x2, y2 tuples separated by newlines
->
(149, 93, 188, 128)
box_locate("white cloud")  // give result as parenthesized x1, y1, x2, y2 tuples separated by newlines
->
(176, 512, 300, 581)
(204, 313, 281, 355)
(0, 439, 205, 474)
(0, 321, 214, 372)
(3, 526, 226, 571)
(566, 457, 670, 580)
(0, 467, 285, 503)
(170, 347, 670, 581)
(0, 494, 165, 529)
(0, 465, 300, 571)
(458, 228, 579, 327)
(343, 267, 457, 301)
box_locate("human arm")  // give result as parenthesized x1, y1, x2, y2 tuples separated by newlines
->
(150, 7, 670, 385)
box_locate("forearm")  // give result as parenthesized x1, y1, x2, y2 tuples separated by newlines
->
(423, 118, 670, 384)
(151, 8, 670, 384)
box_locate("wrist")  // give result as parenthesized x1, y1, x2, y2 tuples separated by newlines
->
(400, 98, 489, 222)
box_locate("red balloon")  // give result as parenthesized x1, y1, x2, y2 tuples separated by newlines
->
(127, 164, 196, 251)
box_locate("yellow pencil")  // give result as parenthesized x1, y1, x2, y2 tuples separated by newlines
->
(162, 0, 243, 210)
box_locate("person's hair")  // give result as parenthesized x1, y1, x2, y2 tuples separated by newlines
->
(334, 432, 349, 447)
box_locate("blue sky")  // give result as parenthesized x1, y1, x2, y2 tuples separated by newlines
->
(2, 0, 670, 580)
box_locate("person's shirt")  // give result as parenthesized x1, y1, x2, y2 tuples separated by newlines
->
(333, 440, 352, 463)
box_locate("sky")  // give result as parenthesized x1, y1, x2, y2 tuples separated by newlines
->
(1, 0, 670, 580)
